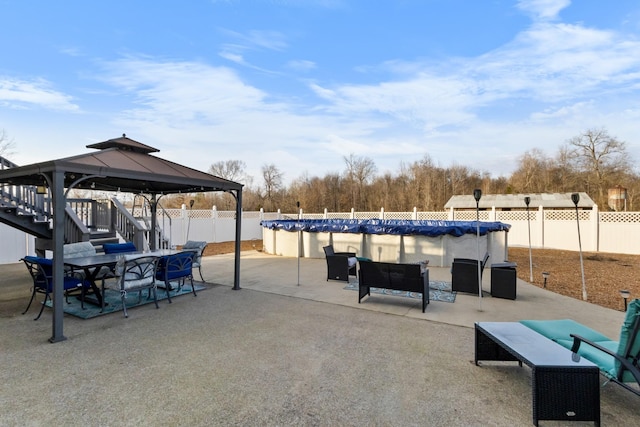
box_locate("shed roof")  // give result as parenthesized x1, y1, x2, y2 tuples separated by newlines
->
(444, 192, 595, 209)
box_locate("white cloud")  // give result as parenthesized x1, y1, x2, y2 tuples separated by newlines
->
(39, 3, 637, 182)
(0, 78, 79, 111)
(286, 59, 316, 72)
(218, 50, 246, 65)
(516, 0, 571, 21)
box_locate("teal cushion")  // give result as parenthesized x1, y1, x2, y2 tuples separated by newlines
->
(520, 319, 611, 343)
(614, 298, 640, 377)
(556, 338, 618, 369)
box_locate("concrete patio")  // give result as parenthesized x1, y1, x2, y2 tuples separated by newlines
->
(1, 250, 638, 426)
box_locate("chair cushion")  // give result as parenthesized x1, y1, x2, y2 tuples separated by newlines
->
(109, 255, 157, 291)
(519, 319, 611, 343)
(63, 242, 97, 258)
(23, 255, 52, 267)
(103, 242, 137, 254)
(182, 240, 206, 251)
(182, 241, 206, 267)
(615, 298, 640, 375)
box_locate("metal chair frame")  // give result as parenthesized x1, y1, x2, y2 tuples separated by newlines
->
(21, 256, 89, 320)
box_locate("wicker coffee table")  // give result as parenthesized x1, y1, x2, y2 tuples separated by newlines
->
(475, 322, 600, 426)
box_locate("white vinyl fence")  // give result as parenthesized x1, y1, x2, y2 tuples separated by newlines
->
(2, 204, 639, 264)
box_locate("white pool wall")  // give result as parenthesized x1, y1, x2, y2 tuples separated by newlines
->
(262, 228, 509, 267)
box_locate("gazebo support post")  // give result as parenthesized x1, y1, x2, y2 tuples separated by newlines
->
(50, 170, 67, 343)
(150, 194, 158, 251)
(233, 189, 242, 290)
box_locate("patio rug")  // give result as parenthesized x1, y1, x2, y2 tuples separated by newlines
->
(45, 282, 207, 319)
(343, 280, 456, 303)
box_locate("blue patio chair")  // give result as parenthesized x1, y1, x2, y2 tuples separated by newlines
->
(102, 255, 159, 318)
(156, 251, 197, 303)
(21, 256, 90, 320)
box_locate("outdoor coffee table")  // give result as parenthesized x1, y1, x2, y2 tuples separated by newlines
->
(475, 322, 600, 426)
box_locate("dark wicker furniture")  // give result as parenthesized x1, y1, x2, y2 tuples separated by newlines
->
(323, 245, 357, 282)
(451, 252, 489, 294)
(490, 262, 517, 300)
(475, 322, 600, 426)
(358, 261, 429, 312)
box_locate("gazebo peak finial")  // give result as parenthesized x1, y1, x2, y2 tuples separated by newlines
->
(86, 135, 159, 154)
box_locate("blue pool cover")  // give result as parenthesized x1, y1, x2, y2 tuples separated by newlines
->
(260, 219, 510, 237)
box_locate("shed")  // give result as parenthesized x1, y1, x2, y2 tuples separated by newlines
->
(444, 192, 596, 210)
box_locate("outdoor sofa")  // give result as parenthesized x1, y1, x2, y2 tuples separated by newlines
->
(358, 260, 429, 312)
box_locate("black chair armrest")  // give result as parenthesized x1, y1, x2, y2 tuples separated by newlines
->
(570, 333, 615, 355)
(570, 333, 640, 384)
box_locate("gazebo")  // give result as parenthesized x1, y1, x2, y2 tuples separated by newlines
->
(0, 135, 243, 342)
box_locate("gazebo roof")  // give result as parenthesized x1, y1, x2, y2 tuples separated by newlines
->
(0, 134, 242, 194)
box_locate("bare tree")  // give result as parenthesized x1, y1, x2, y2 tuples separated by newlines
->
(0, 129, 16, 160)
(190, 127, 639, 213)
(262, 163, 283, 211)
(447, 163, 472, 196)
(206, 160, 248, 209)
(208, 160, 247, 183)
(510, 148, 549, 193)
(566, 128, 631, 206)
(343, 154, 377, 210)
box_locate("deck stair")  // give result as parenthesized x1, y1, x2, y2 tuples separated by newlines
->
(0, 154, 168, 252)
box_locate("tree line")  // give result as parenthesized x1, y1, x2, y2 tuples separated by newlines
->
(193, 128, 637, 213)
(2, 128, 637, 212)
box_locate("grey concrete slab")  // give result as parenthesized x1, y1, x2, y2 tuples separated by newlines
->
(0, 252, 638, 426)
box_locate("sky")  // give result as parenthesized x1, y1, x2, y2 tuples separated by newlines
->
(1, 0, 640, 186)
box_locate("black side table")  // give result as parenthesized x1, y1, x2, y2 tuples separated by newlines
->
(490, 262, 517, 300)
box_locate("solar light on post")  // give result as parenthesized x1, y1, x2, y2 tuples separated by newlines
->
(186, 199, 194, 240)
(524, 196, 533, 282)
(542, 271, 549, 288)
(620, 290, 630, 312)
(572, 193, 587, 301)
(473, 188, 482, 311)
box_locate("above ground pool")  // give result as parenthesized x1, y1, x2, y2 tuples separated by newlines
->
(261, 219, 511, 267)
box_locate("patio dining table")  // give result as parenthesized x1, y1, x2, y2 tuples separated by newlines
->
(64, 249, 183, 307)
